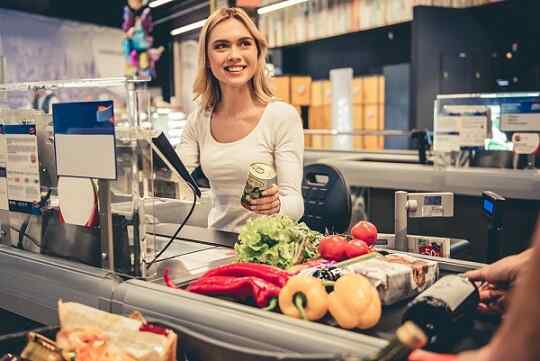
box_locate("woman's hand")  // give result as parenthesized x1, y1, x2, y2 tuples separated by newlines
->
(249, 184, 280, 215)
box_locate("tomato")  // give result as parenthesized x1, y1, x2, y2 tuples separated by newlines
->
(351, 221, 378, 246)
(319, 235, 348, 261)
(345, 239, 370, 259)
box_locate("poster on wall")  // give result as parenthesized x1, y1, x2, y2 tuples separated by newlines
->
(53, 101, 117, 180)
(4, 124, 41, 215)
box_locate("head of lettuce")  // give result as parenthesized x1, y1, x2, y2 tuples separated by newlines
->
(235, 215, 322, 269)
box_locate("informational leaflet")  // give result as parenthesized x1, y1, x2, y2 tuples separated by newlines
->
(501, 101, 540, 132)
(434, 115, 488, 151)
(4, 124, 41, 215)
(53, 101, 117, 180)
(458, 116, 488, 146)
(0, 125, 8, 211)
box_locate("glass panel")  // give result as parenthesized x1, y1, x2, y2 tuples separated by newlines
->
(0, 77, 157, 279)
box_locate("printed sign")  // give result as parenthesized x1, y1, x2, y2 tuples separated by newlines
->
(4, 124, 41, 215)
(53, 101, 117, 180)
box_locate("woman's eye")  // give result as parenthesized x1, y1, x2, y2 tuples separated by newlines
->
(240, 40, 252, 48)
(214, 43, 227, 50)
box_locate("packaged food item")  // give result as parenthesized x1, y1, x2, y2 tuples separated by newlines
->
(240, 162, 276, 209)
(57, 301, 177, 361)
(20, 332, 64, 361)
(344, 253, 439, 305)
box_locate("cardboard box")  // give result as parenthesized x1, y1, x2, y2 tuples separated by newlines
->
(291, 76, 312, 106)
(352, 78, 363, 104)
(323, 105, 332, 149)
(362, 76, 379, 104)
(322, 80, 332, 106)
(308, 106, 324, 149)
(353, 104, 364, 149)
(379, 103, 385, 149)
(378, 75, 385, 104)
(364, 104, 379, 149)
(311, 81, 324, 106)
(270, 76, 290, 103)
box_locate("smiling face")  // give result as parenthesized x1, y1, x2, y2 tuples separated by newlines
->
(206, 18, 259, 91)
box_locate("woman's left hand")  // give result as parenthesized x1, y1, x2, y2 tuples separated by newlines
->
(249, 184, 281, 215)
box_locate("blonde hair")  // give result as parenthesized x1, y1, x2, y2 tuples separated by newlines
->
(193, 7, 273, 110)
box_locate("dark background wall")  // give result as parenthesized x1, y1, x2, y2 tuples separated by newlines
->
(412, 0, 540, 130)
(275, 22, 411, 79)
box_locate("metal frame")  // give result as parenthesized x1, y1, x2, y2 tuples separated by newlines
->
(0, 77, 151, 275)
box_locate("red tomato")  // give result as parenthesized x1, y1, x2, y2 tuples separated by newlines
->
(319, 235, 348, 261)
(345, 239, 370, 259)
(351, 221, 378, 246)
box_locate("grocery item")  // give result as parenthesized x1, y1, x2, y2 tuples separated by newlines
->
(319, 235, 348, 261)
(344, 253, 439, 305)
(344, 239, 370, 258)
(364, 321, 427, 361)
(402, 274, 479, 348)
(240, 162, 277, 209)
(197, 262, 290, 287)
(351, 221, 378, 246)
(278, 276, 329, 321)
(328, 274, 382, 329)
(186, 275, 281, 308)
(235, 215, 322, 269)
(57, 301, 177, 361)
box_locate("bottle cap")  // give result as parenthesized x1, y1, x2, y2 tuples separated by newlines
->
(396, 321, 428, 350)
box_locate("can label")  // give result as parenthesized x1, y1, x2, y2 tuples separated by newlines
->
(241, 162, 276, 209)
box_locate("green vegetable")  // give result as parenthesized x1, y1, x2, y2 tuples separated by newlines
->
(235, 215, 322, 269)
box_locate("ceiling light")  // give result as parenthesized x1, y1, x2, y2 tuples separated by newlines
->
(257, 0, 309, 15)
(170, 19, 206, 36)
(149, 0, 174, 8)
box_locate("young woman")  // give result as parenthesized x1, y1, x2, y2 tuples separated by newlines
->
(178, 7, 304, 232)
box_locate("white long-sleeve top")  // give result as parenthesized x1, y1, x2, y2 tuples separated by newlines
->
(177, 101, 304, 233)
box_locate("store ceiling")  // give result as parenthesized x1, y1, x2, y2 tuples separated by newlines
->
(0, 0, 203, 29)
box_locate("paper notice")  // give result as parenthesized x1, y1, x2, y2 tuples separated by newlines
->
(458, 116, 488, 146)
(5, 124, 41, 214)
(434, 133, 460, 152)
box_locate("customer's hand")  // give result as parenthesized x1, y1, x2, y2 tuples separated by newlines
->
(249, 184, 280, 215)
(465, 250, 532, 315)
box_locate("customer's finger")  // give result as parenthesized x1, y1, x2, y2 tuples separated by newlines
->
(251, 199, 280, 212)
(261, 184, 279, 197)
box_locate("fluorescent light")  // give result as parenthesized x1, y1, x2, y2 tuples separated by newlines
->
(149, 0, 174, 8)
(257, 0, 309, 15)
(170, 19, 206, 36)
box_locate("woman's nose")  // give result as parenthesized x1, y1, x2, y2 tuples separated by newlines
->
(227, 45, 241, 61)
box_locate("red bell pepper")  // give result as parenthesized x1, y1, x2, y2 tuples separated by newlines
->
(198, 263, 290, 288)
(187, 275, 281, 308)
(163, 269, 177, 289)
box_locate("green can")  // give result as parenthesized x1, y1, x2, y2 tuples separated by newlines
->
(241, 162, 277, 209)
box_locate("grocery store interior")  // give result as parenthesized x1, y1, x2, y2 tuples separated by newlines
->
(0, 0, 539, 360)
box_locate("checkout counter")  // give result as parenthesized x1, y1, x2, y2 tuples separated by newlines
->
(0, 222, 494, 360)
(0, 80, 530, 359)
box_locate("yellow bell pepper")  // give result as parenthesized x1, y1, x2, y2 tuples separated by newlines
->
(278, 276, 329, 321)
(328, 273, 381, 329)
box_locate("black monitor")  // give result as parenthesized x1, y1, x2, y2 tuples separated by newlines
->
(151, 132, 201, 198)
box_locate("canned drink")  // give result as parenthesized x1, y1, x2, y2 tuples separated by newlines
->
(241, 162, 277, 209)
